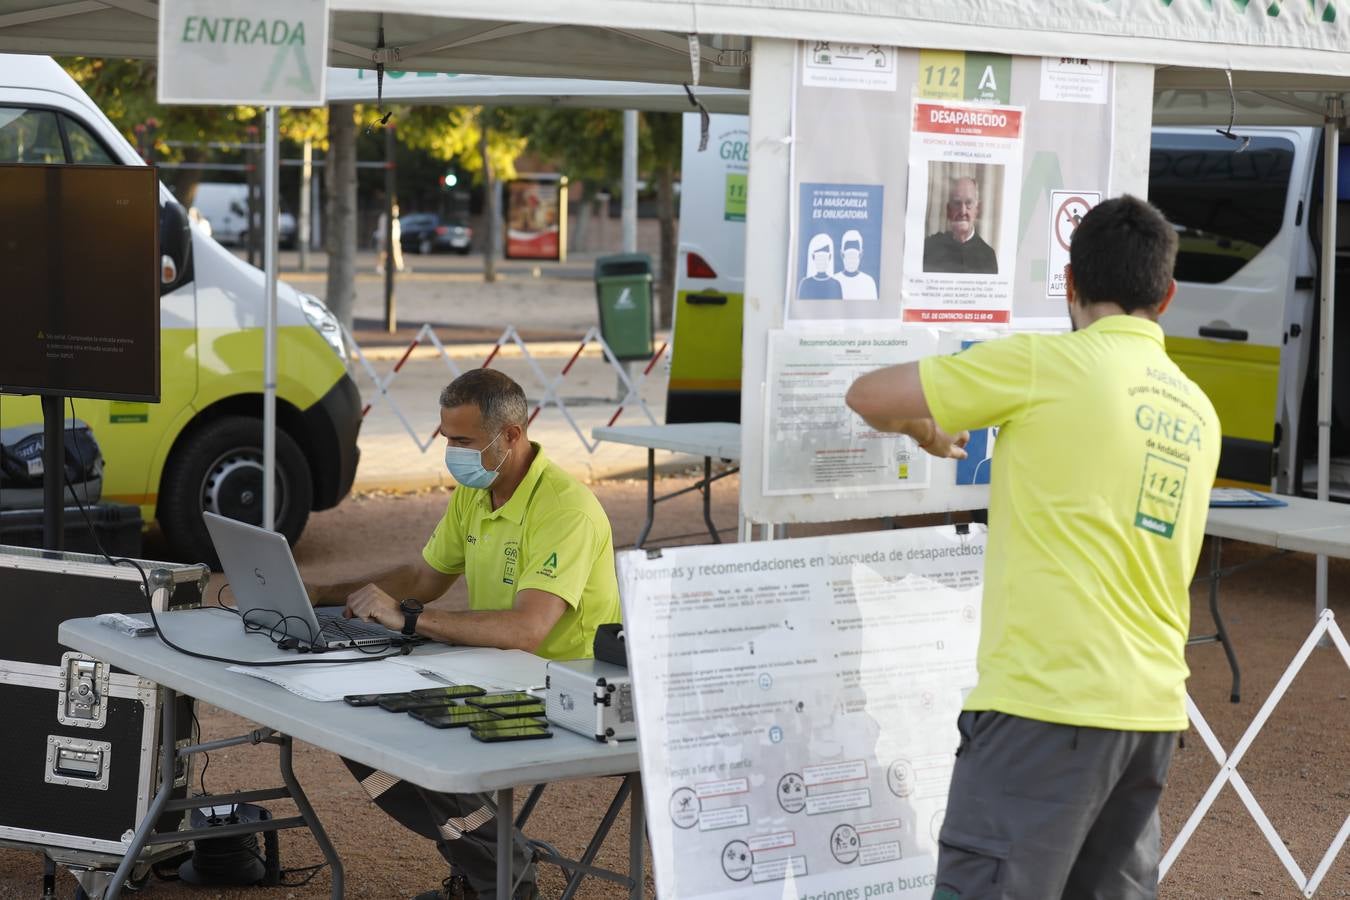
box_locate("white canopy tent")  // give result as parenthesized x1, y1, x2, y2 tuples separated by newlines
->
(1, 1, 1347, 80)
(0, 0, 1345, 602)
(324, 67, 749, 112)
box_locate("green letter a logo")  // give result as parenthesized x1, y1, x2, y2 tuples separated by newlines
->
(544, 552, 558, 569)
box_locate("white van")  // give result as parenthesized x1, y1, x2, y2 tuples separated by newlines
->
(665, 112, 748, 424)
(0, 55, 361, 564)
(1148, 126, 1344, 496)
(192, 181, 297, 249)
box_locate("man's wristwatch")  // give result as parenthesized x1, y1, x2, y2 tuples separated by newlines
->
(400, 599, 424, 636)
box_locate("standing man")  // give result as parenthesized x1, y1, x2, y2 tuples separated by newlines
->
(922, 176, 998, 274)
(847, 196, 1219, 898)
(308, 369, 621, 900)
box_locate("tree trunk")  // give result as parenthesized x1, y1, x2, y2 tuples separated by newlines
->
(656, 161, 678, 329)
(479, 113, 497, 284)
(324, 105, 358, 331)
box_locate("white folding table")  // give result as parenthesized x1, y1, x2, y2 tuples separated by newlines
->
(1197, 496, 1350, 702)
(58, 610, 643, 900)
(591, 422, 741, 548)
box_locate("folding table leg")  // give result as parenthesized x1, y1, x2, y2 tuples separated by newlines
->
(277, 736, 345, 898)
(1207, 536, 1241, 703)
(497, 787, 514, 899)
(701, 456, 722, 545)
(105, 688, 179, 900)
(635, 449, 656, 549)
(629, 773, 645, 900)
(558, 777, 633, 900)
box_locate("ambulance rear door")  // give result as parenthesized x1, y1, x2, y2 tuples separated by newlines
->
(1149, 127, 1314, 487)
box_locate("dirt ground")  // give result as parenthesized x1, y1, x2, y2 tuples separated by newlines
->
(3, 474, 1349, 899)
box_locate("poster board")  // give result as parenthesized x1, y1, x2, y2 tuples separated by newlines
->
(504, 175, 568, 261)
(620, 526, 985, 899)
(740, 39, 1156, 525)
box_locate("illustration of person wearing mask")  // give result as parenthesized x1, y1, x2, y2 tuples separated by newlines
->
(798, 232, 844, 300)
(832, 229, 878, 300)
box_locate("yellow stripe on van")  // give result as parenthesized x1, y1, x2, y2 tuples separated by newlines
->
(1165, 336, 1279, 444)
(669, 291, 744, 386)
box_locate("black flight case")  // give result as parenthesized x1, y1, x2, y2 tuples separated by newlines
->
(0, 544, 207, 889)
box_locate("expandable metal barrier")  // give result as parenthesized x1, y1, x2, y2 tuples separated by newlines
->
(343, 324, 667, 454)
(1162, 609, 1350, 898)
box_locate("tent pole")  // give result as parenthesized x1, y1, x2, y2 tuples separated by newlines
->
(263, 105, 280, 533)
(619, 110, 640, 399)
(1315, 99, 1342, 619)
(622, 110, 638, 253)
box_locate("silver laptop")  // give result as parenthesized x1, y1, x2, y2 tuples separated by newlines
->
(203, 512, 406, 649)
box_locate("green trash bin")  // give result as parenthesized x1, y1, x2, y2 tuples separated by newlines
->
(595, 253, 655, 362)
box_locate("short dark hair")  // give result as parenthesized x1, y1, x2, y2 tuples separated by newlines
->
(1069, 195, 1178, 313)
(439, 369, 528, 433)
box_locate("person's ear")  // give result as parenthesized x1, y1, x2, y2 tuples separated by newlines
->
(503, 423, 524, 446)
(1156, 279, 1177, 316)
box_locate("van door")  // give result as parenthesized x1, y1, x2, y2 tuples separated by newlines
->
(1149, 128, 1308, 486)
(666, 113, 748, 424)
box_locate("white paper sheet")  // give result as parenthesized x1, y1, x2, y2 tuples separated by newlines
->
(226, 659, 440, 702)
(389, 648, 549, 693)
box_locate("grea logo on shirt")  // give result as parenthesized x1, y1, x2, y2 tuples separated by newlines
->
(502, 542, 518, 586)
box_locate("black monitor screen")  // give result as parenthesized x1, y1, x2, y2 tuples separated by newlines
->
(0, 164, 160, 402)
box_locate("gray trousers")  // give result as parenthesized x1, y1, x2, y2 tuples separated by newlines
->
(342, 758, 535, 899)
(933, 711, 1177, 900)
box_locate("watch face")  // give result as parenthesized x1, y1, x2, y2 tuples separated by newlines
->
(401, 599, 423, 614)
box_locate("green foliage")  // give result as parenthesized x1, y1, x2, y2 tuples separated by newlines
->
(57, 57, 328, 158)
(512, 107, 683, 193)
(386, 105, 524, 182)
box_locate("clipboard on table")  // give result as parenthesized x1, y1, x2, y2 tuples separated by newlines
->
(1209, 488, 1288, 508)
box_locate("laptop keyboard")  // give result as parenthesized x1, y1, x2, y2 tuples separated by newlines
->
(317, 616, 399, 642)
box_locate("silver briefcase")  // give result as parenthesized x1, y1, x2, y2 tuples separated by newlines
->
(544, 658, 636, 742)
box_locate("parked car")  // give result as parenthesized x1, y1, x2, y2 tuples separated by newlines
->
(399, 213, 473, 255)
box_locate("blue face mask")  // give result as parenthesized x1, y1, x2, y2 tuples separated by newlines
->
(444, 431, 509, 489)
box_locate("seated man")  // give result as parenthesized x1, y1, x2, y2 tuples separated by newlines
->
(308, 368, 621, 900)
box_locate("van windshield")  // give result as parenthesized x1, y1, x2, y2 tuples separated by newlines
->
(1149, 133, 1295, 284)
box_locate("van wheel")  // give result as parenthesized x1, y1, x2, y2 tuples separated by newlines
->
(419, 237, 433, 255)
(158, 416, 312, 568)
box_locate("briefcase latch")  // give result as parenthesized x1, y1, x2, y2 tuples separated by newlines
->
(58, 653, 109, 728)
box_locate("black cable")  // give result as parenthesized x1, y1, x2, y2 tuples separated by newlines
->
(62, 399, 410, 669)
(190, 705, 211, 798)
(279, 861, 329, 887)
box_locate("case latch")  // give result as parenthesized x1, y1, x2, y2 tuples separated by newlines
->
(58, 653, 109, 728)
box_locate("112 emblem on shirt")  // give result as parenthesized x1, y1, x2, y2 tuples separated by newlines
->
(502, 541, 519, 585)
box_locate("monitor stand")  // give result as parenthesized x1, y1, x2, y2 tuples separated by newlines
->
(41, 394, 64, 552)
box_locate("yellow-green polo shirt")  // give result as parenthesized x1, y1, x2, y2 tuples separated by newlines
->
(421, 443, 621, 661)
(919, 315, 1220, 730)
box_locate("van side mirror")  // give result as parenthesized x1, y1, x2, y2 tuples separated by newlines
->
(159, 197, 192, 294)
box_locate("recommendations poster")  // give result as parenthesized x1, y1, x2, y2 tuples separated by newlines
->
(764, 329, 942, 495)
(620, 527, 985, 900)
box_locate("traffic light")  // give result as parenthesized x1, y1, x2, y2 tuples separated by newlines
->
(438, 171, 459, 191)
